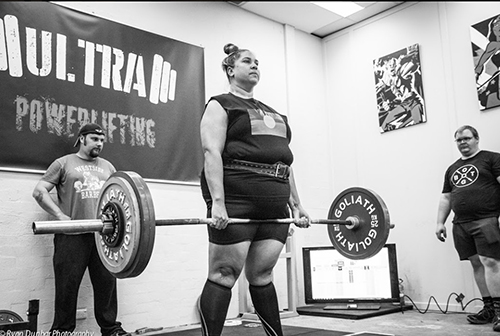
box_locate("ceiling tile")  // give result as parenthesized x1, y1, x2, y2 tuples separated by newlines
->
(227, 1, 405, 38)
(240, 2, 343, 33)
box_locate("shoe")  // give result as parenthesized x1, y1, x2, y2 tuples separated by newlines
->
(467, 306, 495, 324)
(109, 328, 130, 336)
(493, 315, 500, 331)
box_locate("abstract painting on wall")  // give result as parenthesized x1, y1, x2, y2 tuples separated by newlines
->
(471, 14, 500, 111)
(373, 43, 426, 133)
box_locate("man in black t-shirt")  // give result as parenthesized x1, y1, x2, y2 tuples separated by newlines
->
(436, 125, 500, 332)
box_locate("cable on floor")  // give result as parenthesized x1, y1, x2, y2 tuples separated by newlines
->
(400, 292, 483, 314)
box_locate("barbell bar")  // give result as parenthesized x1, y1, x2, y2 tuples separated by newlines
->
(32, 217, 362, 235)
(32, 171, 394, 278)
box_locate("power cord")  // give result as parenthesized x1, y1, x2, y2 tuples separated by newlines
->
(401, 292, 482, 314)
(398, 278, 483, 314)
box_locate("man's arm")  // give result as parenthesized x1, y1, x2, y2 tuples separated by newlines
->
(32, 180, 70, 220)
(435, 192, 451, 242)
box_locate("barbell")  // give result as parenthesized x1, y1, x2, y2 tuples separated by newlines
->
(32, 171, 394, 279)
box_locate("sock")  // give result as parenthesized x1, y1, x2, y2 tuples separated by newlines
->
(249, 282, 283, 336)
(197, 279, 232, 336)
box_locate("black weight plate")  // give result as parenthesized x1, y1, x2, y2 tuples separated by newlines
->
(0, 310, 23, 324)
(327, 187, 391, 260)
(95, 171, 156, 278)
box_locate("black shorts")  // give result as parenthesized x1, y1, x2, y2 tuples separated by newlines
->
(201, 169, 291, 245)
(207, 222, 290, 245)
(452, 217, 500, 260)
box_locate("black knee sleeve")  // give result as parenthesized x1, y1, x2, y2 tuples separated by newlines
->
(249, 282, 283, 336)
(197, 279, 232, 336)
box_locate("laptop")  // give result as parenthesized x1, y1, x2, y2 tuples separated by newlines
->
(323, 302, 381, 310)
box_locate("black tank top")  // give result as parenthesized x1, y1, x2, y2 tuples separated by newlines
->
(200, 93, 293, 210)
(209, 93, 293, 165)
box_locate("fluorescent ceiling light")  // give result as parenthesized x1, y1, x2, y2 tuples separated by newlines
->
(311, 1, 364, 17)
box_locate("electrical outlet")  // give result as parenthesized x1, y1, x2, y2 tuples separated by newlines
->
(76, 308, 87, 320)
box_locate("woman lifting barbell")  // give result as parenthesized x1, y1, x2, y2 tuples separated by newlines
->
(197, 43, 311, 336)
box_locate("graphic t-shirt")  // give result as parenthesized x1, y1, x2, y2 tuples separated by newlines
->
(42, 154, 116, 221)
(442, 150, 500, 223)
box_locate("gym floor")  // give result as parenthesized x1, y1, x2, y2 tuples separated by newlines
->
(156, 310, 500, 336)
(281, 310, 499, 336)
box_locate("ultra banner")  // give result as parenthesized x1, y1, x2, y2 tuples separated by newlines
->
(0, 2, 205, 182)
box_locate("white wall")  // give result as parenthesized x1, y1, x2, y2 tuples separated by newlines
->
(317, 1, 500, 311)
(2, 0, 500, 333)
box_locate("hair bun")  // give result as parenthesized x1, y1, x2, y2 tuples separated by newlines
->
(224, 43, 239, 55)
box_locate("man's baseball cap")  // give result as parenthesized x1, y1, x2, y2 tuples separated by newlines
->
(73, 123, 105, 147)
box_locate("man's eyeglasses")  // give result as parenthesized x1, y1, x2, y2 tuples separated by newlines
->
(455, 137, 474, 143)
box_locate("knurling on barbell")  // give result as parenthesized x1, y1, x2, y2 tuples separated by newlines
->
(32, 171, 394, 278)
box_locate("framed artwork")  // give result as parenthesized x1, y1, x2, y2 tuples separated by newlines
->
(373, 44, 426, 133)
(471, 14, 500, 111)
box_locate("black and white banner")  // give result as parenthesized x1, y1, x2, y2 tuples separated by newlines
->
(0, 2, 205, 182)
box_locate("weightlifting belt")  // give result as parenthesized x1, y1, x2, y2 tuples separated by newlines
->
(224, 159, 290, 180)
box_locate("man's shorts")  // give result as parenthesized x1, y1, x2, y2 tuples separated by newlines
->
(452, 217, 500, 260)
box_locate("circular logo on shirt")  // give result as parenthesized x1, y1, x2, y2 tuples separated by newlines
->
(451, 164, 479, 188)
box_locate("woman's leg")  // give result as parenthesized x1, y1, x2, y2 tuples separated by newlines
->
(245, 239, 286, 336)
(198, 241, 250, 336)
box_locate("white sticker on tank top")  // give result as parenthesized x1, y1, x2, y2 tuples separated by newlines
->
(248, 108, 287, 137)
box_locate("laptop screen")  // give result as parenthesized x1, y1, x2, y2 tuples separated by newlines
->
(302, 243, 400, 304)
